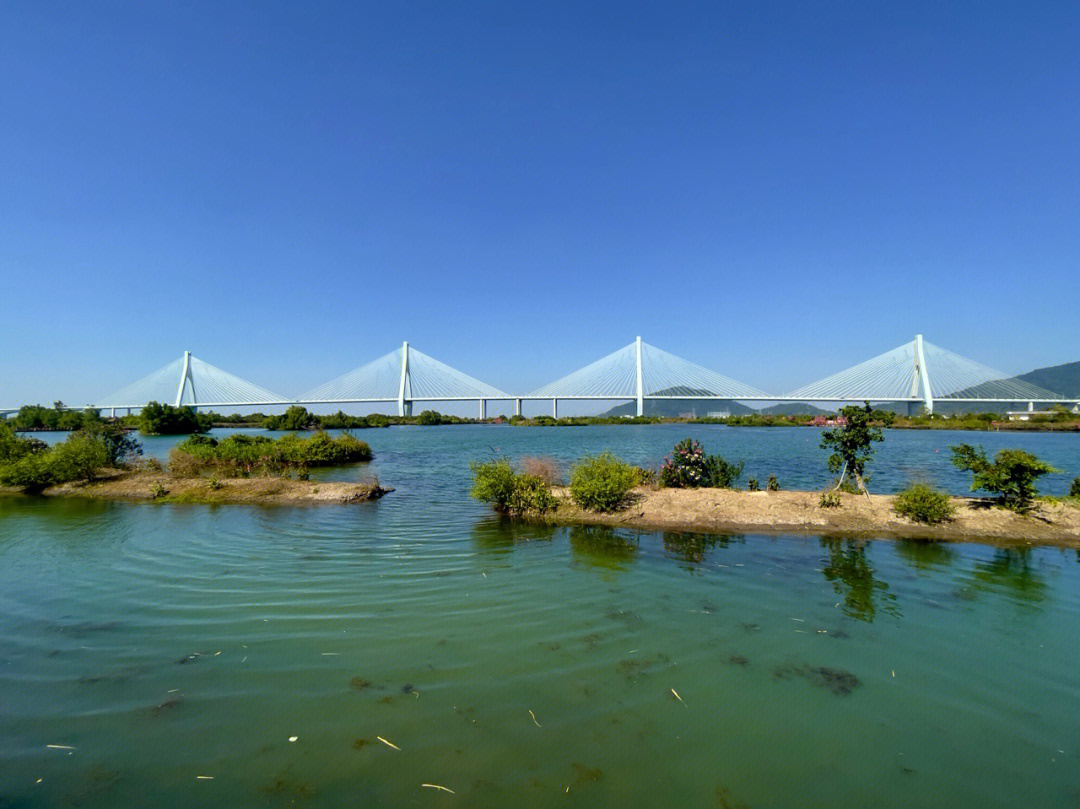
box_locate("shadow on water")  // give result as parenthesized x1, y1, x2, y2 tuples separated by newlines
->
(894, 538, 957, 572)
(964, 548, 1047, 604)
(661, 532, 744, 566)
(470, 516, 558, 554)
(568, 525, 639, 571)
(820, 537, 899, 622)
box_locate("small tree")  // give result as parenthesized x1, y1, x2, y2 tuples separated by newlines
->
(950, 444, 1060, 513)
(820, 402, 890, 498)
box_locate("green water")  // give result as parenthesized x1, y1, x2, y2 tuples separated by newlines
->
(2, 426, 1079, 807)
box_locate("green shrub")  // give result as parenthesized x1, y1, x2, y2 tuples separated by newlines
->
(0, 452, 56, 492)
(1070, 477, 1080, 500)
(569, 453, 640, 512)
(469, 459, 557, 516)
(767, 474, 780, 491)
(950, 444, 1061, 513)
(50, 433, 111, 482)
(893, 483, 955, 524)
(139, 402, 211, 435)
(171, 431, 371, 478)
(208, 476, 223, 491)
(0, 423, 139, 492)
(417, 410, 443, 426)
(659, 439, 744, 489)
(0, 422, 48, 464)
(819, 491, 842, 509)
(747, 478, 760, 491)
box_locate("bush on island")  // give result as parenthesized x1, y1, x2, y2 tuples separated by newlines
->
(139, 401, 212, 435)
(170, 431, 371, 478)
(950, 444, 1060, 514)
(893, 483, 955, 524)
(469, 459, 557, 516)
(1070, 476, 1080, 500)
(569, 453, 640, 512)
(0, 421, 141, 492)
(659, 439, 744, 489)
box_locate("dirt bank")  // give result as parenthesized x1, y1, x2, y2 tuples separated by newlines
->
(0, 469, 392, 506)
(548, 487, 1080, 548)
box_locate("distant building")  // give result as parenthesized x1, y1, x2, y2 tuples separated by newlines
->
(706, 410, 730, 419)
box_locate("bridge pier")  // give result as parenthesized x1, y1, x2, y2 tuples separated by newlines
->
(1028, 401, 1034, 412)
(479, 399, 487, 420)
(552, 399, 558, 418)
(514, 398, 522, 418)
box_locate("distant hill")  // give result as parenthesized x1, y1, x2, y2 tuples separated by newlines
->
(757, 402, 830, 416)
(601, 388, 756, 418)
(1014, 360, 1080, 398)
(600, 390, 829, 418)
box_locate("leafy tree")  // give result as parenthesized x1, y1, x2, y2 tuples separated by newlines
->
(416, 410, 443, 426)
(950, 444, 1060, 513)
(264, 405, 315, 431)
(139, 402, 211, 435)
(820, 402, 890, 497)
(0, 421, 48, 463)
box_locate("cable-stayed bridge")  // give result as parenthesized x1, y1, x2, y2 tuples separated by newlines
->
(3, 335, 1076, 418)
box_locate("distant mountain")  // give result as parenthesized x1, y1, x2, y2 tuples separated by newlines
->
(756, 402, 830, 416)
(1014, 360, 1080, 398)
(601, 387, 756, 417)
(600, 389, 829, 418)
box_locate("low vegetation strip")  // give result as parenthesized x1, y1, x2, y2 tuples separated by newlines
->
(169, 432, 371, 478)
(546, 487, 1080, 547)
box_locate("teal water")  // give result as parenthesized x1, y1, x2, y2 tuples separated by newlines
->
(2, 425, 1079, 807)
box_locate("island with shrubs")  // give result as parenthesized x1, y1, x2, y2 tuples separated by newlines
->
(470, 404, 1080, 547)
(0, 421, 388, 505)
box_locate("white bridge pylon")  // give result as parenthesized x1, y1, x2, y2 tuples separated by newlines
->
(301, 342, 510, 417)
(783, 334, 1060, 412)
(96, 351, 288, 412)
(529, 337, 772, 417)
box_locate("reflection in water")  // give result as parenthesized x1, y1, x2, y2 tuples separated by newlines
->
(568, 525, 639, 570)
(894, 539, 957, 572)
(820, 538, 898, 622)
(966, 548, 1047, 604)
(470, 517, 558, 554)
(661, 532, 743, 565)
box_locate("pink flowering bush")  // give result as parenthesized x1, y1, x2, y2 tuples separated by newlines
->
(659, 439, 744, 489)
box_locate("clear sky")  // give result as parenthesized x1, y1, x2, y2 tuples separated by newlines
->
(2, 1, 1078, 408)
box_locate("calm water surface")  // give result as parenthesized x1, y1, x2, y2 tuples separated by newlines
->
(2, 425, 1079, 808)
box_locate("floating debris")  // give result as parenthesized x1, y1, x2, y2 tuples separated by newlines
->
(46, 744, 76, 750)
(349, 676, 371, 691)
(421, 783, 455, 794)
(288, 736, 298, 743)
(377, 736, 400, 750)
(401, 684, 416, 695)
(196, 775, 214, 780)
(671, 688, 685, 705)
(528, 709, 542, 728)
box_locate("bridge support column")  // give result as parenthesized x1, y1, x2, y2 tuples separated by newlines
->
(479, 399, 487, 420)
(1028, 401, 1034, 412)
(514, 398, 522, 417)
(397, 341, 411, 417)
(552, 399, 558, 418)
(914, 334, 933, 415)
(635, 335, 644, 417)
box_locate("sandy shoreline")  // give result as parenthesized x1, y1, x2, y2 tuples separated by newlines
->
(0, 469, 391, 506)
(546, 487, 1080, 548)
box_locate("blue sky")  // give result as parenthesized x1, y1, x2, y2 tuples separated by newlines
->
(2, 1, 1078, 408)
